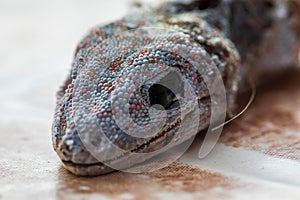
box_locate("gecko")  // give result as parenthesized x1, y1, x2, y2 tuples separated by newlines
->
(52, 0, 300, 176)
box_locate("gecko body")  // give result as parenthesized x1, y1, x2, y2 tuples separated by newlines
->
(52, 0, 300, 176)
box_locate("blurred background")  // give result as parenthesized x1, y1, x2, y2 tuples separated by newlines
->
(1, 1, 300, 200)
(0, 0, 132, 121)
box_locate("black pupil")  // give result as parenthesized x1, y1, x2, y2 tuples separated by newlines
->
(148, 84, 178, 110)
(172, 0, 220, 12)
(148, 72, 184, 110)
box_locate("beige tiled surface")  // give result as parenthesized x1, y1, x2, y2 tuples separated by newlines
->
(1, 1, 300, 200)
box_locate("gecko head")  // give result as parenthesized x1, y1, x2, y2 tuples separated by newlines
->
(53, 25, 233, 176)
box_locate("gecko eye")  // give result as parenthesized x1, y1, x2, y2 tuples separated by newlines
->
(148, 84, 178, 110)
(148, 71, 184, 110)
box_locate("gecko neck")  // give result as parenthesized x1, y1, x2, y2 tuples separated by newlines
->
(162, 0, 274, 60)
(161, 0, 300, 88)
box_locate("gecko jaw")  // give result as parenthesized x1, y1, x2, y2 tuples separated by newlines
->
(61, 116, 182, 176)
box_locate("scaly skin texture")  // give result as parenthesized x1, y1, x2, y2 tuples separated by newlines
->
(52, 0, 300, 176)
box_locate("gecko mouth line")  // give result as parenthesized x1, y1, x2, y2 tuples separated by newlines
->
(65, 117, 183, 169)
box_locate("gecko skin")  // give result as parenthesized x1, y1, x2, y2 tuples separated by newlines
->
(52, 0, 300, 176)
